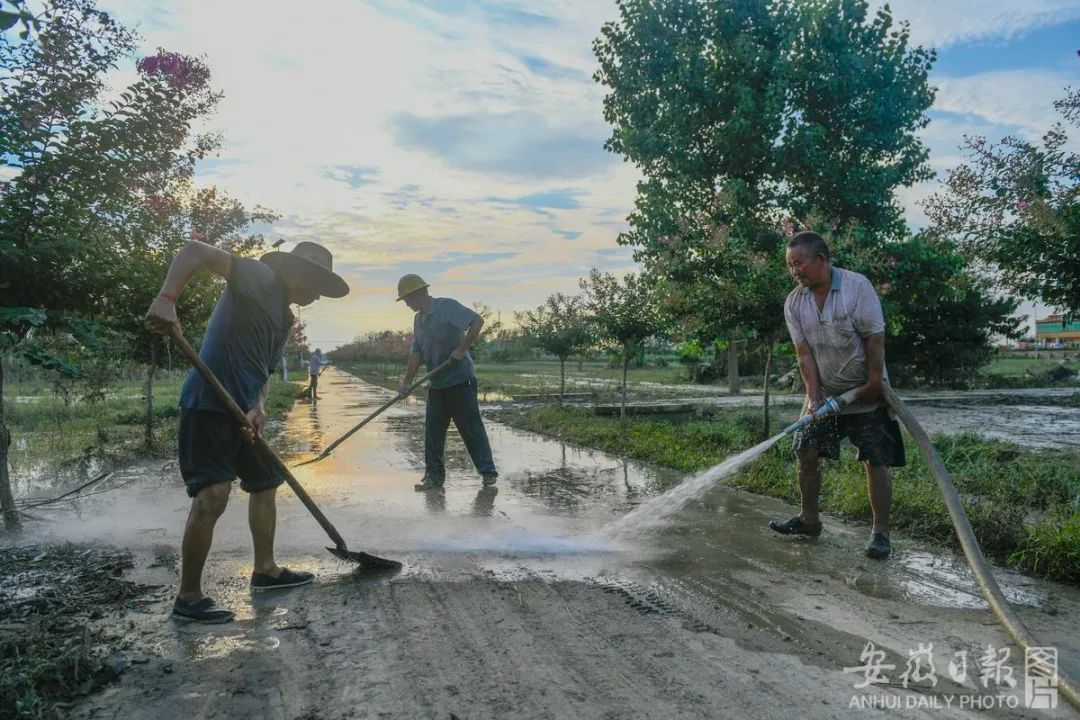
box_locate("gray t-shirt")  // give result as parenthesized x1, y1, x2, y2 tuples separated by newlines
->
(180, 257, 293, 414)
(411, 297, 480, 389)
(783, 266, 887, 415)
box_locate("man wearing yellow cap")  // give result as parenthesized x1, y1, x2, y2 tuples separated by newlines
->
(395, 274, 498, 491)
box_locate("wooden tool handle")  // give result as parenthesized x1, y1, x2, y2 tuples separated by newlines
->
(169, 328, 348, 549)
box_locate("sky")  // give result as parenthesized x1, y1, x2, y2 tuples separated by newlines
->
(95, 0, 1080, 348)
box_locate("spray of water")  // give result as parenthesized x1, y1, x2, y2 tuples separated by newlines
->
(601, 433, 786, 537)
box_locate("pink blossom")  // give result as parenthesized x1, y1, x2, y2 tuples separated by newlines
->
(160, 54, 181, 74)
(1017, 200, 1030, 210)
(136, 55, 159, 74)
(137, 49, 210, 91)
(147, 195, 170, 212)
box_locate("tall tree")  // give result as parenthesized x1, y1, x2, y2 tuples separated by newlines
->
(579, 269, 667, 419)
(594, 0, 937, 406)
(923, 87, 1080, 315)
(515, 294, 593, 404)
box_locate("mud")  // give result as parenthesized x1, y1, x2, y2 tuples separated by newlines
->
(6, 368, 1078, 718)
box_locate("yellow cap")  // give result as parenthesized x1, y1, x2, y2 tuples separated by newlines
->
(396, 273, 430, 301)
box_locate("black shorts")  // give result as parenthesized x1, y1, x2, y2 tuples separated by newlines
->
(178, 409, 287, 498)
(792, 406, 906, 468)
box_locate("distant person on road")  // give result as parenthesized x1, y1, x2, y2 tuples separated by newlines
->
(146, 241, 349, 623)
(395, 274, 498, 492)
(308, 348, 325, 398)
(769, 231, 905, 560)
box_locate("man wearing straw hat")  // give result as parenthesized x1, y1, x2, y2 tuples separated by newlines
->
(395, 274, 499, 492)
(146, 240, 348, 623)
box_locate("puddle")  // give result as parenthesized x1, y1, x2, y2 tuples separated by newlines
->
(185, 633, 282, 661)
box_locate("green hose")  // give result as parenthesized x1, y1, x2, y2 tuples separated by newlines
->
(884, 386, 1079, 712)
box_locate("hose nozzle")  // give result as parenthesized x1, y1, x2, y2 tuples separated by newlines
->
(781, 386, 863, 436)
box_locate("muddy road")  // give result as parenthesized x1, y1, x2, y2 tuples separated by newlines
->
(15, 368, 1080, 718)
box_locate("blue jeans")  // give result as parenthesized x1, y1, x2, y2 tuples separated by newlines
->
(424, 380, 497, 481)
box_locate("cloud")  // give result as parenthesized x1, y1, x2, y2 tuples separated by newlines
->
(551, 228, 581, 240)
(483, 188, 586, 215)
(389, 111, 616, 179)
(322, 165, 380, 188)
(520, 55, 591, 82)
(880, 1, 1080, 49)
(933, 69, 1073, 135)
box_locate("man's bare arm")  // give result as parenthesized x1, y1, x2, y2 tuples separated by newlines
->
(795, 342, 824, 412)
(854, 332, 885, 405)
(145, 241, 233, 334)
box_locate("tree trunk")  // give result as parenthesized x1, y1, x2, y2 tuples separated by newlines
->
(0, 356, 19, 531)
(144, 340, 156, 452)
(762, 341, 773, 439)
(559, 356, 566, 405)
(727, 336, 741, 395)
(621, 346, 630, 420)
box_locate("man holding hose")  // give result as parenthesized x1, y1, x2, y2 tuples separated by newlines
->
(769, 231, 905, 559)
(146, 240, 348, 623)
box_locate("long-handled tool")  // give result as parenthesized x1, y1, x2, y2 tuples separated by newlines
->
(170, 328, 401, 569)
(297, 364, 328, 401)
(292, 358, 454, 468)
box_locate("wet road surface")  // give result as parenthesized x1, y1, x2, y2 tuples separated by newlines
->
(16, 368, 1079, 718)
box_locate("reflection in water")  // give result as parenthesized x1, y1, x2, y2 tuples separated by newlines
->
(473, 486, 499, 516)
(851, 550, 1048, 610)
(422, 487, 446, 514)
(181, 632, 282, 661)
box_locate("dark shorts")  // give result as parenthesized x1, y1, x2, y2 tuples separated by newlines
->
(792, 406, 906, 468)
(178, 409, 287, 498)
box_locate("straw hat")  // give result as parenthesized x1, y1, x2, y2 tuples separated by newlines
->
(261, 242, 349, 298)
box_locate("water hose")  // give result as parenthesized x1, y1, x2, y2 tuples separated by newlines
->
(883, 385, 1079, 712)
(781, 387, 862, 436)
(780, 385, 1077, 709)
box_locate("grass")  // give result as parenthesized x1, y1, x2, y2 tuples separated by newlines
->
(497, 404, 1080, 584)
(4, 370, 304, 492)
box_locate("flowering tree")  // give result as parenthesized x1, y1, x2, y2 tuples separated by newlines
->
(923, 87, 1080, 315)
(0, 0, 272, 522)
(331, 331, 414, 372)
